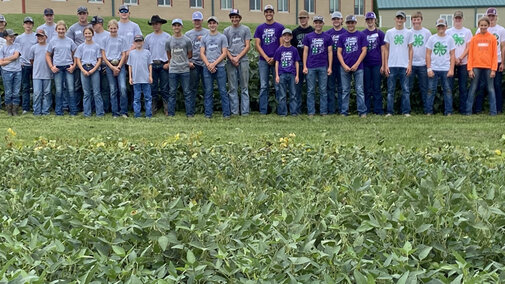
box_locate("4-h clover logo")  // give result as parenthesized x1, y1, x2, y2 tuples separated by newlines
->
(433, 42, 447, 55)
(394, 35, 404, 45)
(452, 34, 465, 46)
(413, 34, 424, 47)
(282, 60, 288, 68)
(346, 44, 352, 52)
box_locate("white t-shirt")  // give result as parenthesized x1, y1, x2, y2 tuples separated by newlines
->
(477, 24, 505, 63)
(410, 27, 432, 66)
(385, 27, 414, 68)
(446, 27, 472, 64)
(426, 34, 456, 71)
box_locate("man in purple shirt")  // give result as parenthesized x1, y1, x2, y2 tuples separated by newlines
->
(325, 11, 346, 114)
(303, 16, 333, 116)
(254, 4, 284, 114)
(337, 15, 367, 117)
(362, 12, 385, 114)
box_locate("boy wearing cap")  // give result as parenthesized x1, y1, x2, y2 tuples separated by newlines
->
(29, 29, 52, 115)
(254, 4, 285, 114)
(384, 11, 414, 116)
(145, 15, 171, 115)
(303, 16, 332, 116)
(0, 29, 22, 116)
(117, 5, 142, 49)
(224, 9, 252, 116)
(274, 29, 299, 116)
(292, 10, 314, 114)
(446, 11, 472, 114)
(337, 15, 367, 117)
(325, 11, 346, 114)
(37, 8, 56, 42)
(186, 12, 209, 111)
(15, 16, 37, 114)
(362, 12, 385, 115)
(409, 11, 432, 114)
(92, 16, 109, 47)
(128, 35, 153, 118)
(166, 19, 193, 117)
(201, 17, 231, 118)
(426, 18, 456, 115)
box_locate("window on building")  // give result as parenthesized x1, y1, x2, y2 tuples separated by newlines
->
(190, 0, 203, 8)
(124, 0, 138, 5)
(354, 0, 364, 15)
(278, 0, 288, 12)
(475, 13, 486, 27)
(88, 0, 103, 3)
(440, 14, 453, 28)
(329, 0, 339, 13)
(158, 0, 171, 6)
(405, 15, 412, 29)
(221, 0, 232, 10)
(250, 0, 261, 11)
(304, 0, 314, 13)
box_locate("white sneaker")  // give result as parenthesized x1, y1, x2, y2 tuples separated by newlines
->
(22, 110, 28, 115)
(385, 113, 392, 117)
(404, 114, 411, 117)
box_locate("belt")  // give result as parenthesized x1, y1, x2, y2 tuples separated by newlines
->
(152, 60, 167, 65)
(83, 64, 94, 69)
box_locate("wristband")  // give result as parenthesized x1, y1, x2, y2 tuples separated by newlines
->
(427, 68, 432, 72)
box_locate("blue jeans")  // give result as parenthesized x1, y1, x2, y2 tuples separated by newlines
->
(276, 73, 297, 116)
(2, 70, 22, 105)
(226, 60, 250, 115)
(327, 63, 343, 114)
(449, 64, 468, 114)
(203, 66, 230, 118)
(189, 64, 205, 113)
(99, 65, 110, 113)
(427, 71, 453, 115)
(467, 68, 497, 115)
(21, 65, 33, 111)
(475, 65, 502, 113)
(81, 67, 104, 117)
(106, 66, 128, 116)
(151, 63, 169, 107)
(74, 68, 83, 111)
(364, 65, 383, 114)
(32, 79, 52, 115)
(341, 69, 366, 116)
(258, 60, 279, 114)
(168, 72, 192, 116)
(307, 66, 328, 115)
(409, 65, 429, 113)
(133, 83, 152, 118)
(387, 67, 411, 115)
(295, 60, 307, 114)
(53, 66, 77, 115)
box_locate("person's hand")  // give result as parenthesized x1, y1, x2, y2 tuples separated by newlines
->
(129, 78, 133, 85)
(406, 66, 412, 76)
(427, 70, 434, 78)
(491, 70, 496, 78)
(447, 70, 454, 78)
(384, 66, 390, 77)
(303, 67, 308, 75)
(468, 70, 474, 79)
(499, 63, 504, 72)
(51, 66, 59, 74)
(149, 77, 153, 84)
(295, 76, 299, 84)
(163, 63, 170, 70)
(327, 67, 332, 76)
(68, 64, 76, 73)
(275, 75, 280, 84)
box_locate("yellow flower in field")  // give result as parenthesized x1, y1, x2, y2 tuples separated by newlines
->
(175, 133, 180, 141)
(7, 128, 16, 137)
(289, 133, 296, 138)
(495, 150, 502, 156)
(96, 142, 105, 148)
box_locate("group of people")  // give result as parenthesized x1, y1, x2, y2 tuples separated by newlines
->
(0, 5, 503, 118)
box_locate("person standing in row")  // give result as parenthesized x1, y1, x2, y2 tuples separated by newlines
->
(145, 15, 170, 115)
(275, 28, 299, 116)
(0, 29, 21, 116)
(409, 11, 431, 114)
(91, 16, 110, 113)
(224, 9, 251, 116)
(254, 4, 284, 114)
(291, 10, 313, 114)
(128, 34, 153, 118)
(29, 29, 52, 116)
(37, 8, 56, 42)
(15, 16, 37, 114)
(303, 16, 332, 116)
(325, 11, 345, 115)
(117, 5, 142, 50)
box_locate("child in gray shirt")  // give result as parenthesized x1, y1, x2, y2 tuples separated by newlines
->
(127, 35, 153, 118)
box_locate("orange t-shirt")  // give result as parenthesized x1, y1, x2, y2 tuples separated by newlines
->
(467, 32, 498, 71)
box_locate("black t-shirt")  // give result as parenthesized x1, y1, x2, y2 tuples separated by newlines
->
(291, 25, 315, 61)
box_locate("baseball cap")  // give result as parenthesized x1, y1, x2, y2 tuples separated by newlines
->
(118, 5, 129, 12)
(298, 10, 309, 18)
(264, 4, 274, 12)
(396, 11, 406, 18)
(229, 9, 241, 18)
(172, 18, 183, 26)
(36, 29, 47, 37)
(365, 12, 376, 19)
(0, 14, 6, 22)
(77, 6, 88, 14)
(486, 7, 497, 16)
(453, 11, 463, 18)
(331, 11, 343, 19)
(282, 28, 292, 35)
(192, 11, 203, 20)
(23, 16, 34, 23)
(43, 8, 54, 16)
(313, 16, 324, 23)
(436, 18, 447, 27)
(5, 29, 18, 37)
(90, 16, 104, 25)
(345, 15, 357, 23)
(207, 16, 219, 23)
(134, 34, 144, 42)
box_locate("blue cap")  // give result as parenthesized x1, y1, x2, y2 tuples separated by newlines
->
(172, 18, 183, 26)
(192, 11, 203, 20)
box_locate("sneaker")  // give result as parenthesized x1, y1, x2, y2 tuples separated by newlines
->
(22, 110, 29, 115)
(360, 114, 367, 118)
(404, 114, 411, 117)
(121, 114, 128, 118)
(385, 113, 392, 117)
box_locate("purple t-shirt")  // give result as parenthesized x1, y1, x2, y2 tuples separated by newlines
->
(303, 32, 332, 68)
(274, 46, 300, 75)
(338, 30, 367, 70)
(254, 22, 285, 61)
(362, 28, 385, 67)
(325, 28, 347, 66)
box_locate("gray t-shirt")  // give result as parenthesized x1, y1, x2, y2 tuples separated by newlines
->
(223, 25, 251, 62)
(145, 32, 171, 61)
(67, 22, 91, 45)
(185, 28, 209, 66)
(93, 30, 110, 48)
(102, 35, 128, 61)
(118, 20, 142, 48)
(127, 48, 152, 84)
(28, 43, 52, 79)
(15, 32, 37, 66)
(201, 33, 228, 67)
(37, 23, 57, 42)
(165, 35, 192, 74)
(46, 36, 77, 66)
(75, 42, 102, 66)
(0, 43, 22, 72)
